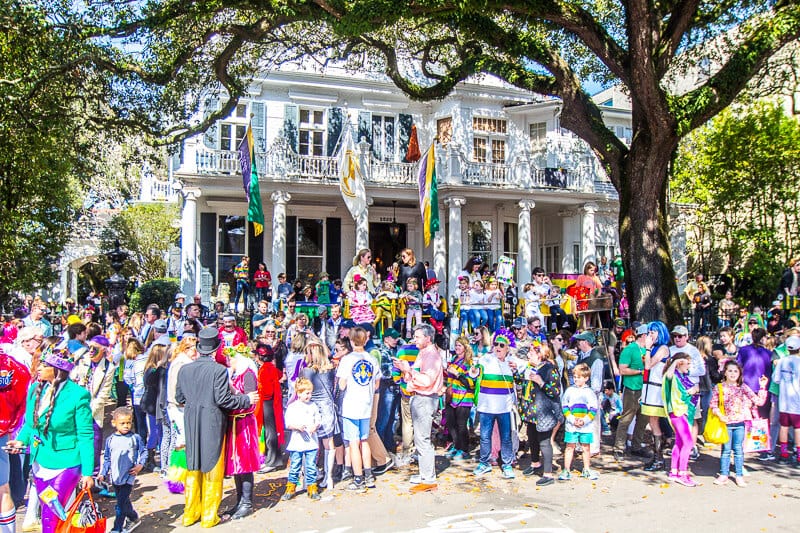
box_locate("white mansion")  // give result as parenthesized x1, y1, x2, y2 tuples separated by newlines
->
(169, 66, 632, 301)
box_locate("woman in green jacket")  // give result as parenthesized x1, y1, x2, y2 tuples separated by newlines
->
(8, 344, 95, 533)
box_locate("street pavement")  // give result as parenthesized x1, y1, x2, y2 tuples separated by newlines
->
(53, 444, 800, 533)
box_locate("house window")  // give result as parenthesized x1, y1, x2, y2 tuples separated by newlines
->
(468, 220, 493, 267)
(296, 218, 324, 282)
(217, 215, 247, 294)
(220, 124, 247, 151)
(529, 122, 547, 147)
(235, 103, 248, 118)
(371, 115, 396, 162)
(299, 108, 325, 156)
(503, 222, 518, 263)
(573, 243, 581, 273)
(596, 245, 615, 263)
(540, 245, 560, 275)
(437, 117, 453, 145)
(472, 116, 507, 163)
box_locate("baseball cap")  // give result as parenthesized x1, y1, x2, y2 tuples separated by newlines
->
(785, 336, 800, 351)
(575, 331, 595, 344)
(175, 292, 187, 300)
(614, 318, 626, 328)
(383, 328, 401, 339)
(511, 317, 527, 329)
(635, 324, 649, 336)
(89, 335, 110, 347)
(671, 325, 689, 336)
(153, 319, 168, 332)
(340, 319, 356, 329)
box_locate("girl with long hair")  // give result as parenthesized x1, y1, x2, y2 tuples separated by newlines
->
(641, 321, 671, 472)
(302, 340, 338, 488)
(662, 352, 700, 486)
(445, 337, 475, 461)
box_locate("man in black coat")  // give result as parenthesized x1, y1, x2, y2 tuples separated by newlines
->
(176, 327, 258, 527)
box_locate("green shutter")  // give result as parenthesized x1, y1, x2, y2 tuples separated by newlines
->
(327, 107, 344, 156)
(358, 110, 372, 146)
(203, 98, 219, 149)
(251, 102, 266, 151)
(399, 114, 413, 162)
(283, 104, 299, 152)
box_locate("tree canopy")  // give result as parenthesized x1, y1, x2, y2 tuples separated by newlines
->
(16, 0, 800, 320)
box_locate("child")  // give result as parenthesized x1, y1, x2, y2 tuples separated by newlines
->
(373, 280, 398, 337)
(468, 279, 488, 333)
(771, 335, 800, 465)
(401, 277, 423, 338)
(329, 279, 344, 305)
(98, 407, 146, 533)
(546, 285, 569, 331)
(316, 272, 331, 305)
(423, 278, 444, 334)
(712, 360, 768, 487)
(559, 363, 599, 481)
(347, 275, 375, 326)
(282, 378, 322, 501)
(662, 352, 699, 486)
(600, 381, 622, 436)
(484, 278, 503, 332)
(455, 276, 472, 335)
(274, 273, 293, 313)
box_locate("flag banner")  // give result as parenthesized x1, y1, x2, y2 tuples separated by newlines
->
(237, 124, 264, 236)
(405, 124, 421, 162)
(418, 141, 440, 247)
(338, 123, 367, 219)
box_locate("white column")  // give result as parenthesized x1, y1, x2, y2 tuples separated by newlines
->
(445, 196, 467, 300)
(59, 263, 69, 304)
(559, 209, 575, 273)
(180, 187, 201, 298)
(581, 202, 599, 267)
(70, 268, 78, 301)
(271, 191, 291, 275)
(517, 199, 535, 285)
(356, 211, 369, 253)
(433, 205, 447, 284)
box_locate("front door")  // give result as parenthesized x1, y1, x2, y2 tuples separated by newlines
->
(369, 223, 407, 281)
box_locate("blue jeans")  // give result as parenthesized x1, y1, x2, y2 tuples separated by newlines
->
(288, 450, 318, 485)
(234, 280, 250, 308)
(699, 389, 712, 434)
(376, 381, 401, 453)
(469, 309, 488, 330)
(113, 483, 137, 532)
(487, 308, 503, 331)
(478, 411, 513, 466)
(720, 423, 746, 477)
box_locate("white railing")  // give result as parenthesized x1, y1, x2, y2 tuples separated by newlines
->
(369, 158, 417, 185)
(196, 149, 240, 174)
(462, 161, 512, 186)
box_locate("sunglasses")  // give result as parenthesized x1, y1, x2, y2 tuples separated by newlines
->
(493, 342, 507, 347)
(554, 337, 563, 341)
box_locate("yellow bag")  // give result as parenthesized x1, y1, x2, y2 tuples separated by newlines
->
(703, 383, 729, 445)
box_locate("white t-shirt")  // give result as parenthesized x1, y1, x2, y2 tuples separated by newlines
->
(336, 351, 381, 420)
(284, 400, 322, 452)
(669, 343, 705, 385)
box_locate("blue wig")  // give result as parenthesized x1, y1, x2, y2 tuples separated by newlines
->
(647, 320, 670, 351)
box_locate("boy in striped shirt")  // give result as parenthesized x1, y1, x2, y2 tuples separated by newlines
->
(559, 363, 599, 481)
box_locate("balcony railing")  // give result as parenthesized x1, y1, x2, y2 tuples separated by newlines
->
(188, 138, 593, 191)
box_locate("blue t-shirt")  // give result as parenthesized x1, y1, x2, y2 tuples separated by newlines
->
(100, 432, 147, 486)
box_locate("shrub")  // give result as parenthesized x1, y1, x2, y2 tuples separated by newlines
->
(129, 278, 180, 312)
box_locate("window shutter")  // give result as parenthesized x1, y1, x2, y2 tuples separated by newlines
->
(399, 114, 412, 162)
(327, 107, 344, 156)
(248, 219, 264, 273)
(203, 98, 219, 149)
(357, 110, 372, 146)
(251, 102, 266, 151)
(199, 213, 217, 283)
(168, 141, 183, 170)
(326, 218, 342, 280)
(283, 104, 299, 152)
(286, 216, 297, 280)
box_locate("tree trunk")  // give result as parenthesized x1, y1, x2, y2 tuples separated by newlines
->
(618, 135, 683, 325)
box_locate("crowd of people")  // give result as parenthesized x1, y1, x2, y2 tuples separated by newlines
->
(1, 251, 800, 533)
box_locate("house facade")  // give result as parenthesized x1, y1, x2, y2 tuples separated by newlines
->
(170, 67, 628, 302)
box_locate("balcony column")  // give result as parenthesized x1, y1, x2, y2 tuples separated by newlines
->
(517, 199, 535, 285)
(445, 196, 467, 300)
(433, 204, 447, 284)
(355, 197, 373, 254)
(70, 268, 79, 302)
(581, 202, 599, 267)
(271, 191, 292, 275)
(179, 186, 201, 297)
(558, 208, 576, 273)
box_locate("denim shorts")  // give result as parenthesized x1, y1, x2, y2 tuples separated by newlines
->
(564, 430, 594, 444)
(0, 435, 9, 485)
(342, 417, 370, 443)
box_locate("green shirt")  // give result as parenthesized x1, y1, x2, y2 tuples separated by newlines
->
(619, 343, 645, 390)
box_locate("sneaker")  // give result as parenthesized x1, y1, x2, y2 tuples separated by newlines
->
(522, 465, 542, 477)
(409, 474, 436, 484)
(557, 470, 572, 481)
(451, 450, 469, 462)
(667, 472, 681, 483)
(341, 468, 354, 482)
(674, 475, 697, 487)
(602, 429, 612, 437)
(124, 518, 142, 532)
(713, 475, 729, 485)
(581, 469, 599, 480)
(444, 447, 458, 459)
(473, 463, 493, 477)
(689, 447, 700, 461)
(536, 476, 555, 486)
(758, 452, 776, 462)
(501, 465, 515, 479)
(364, 474, 376, 488)
(612, 449, 625, 462)
(98, 487, 116, 498)
(346, 480, 367, 493)
(372, 457, 395, 476)
(734, 476, 748, 488)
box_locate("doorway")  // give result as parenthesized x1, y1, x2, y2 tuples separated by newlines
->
(369, 223, 407, 281)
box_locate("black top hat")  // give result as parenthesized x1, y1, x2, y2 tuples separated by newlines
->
(197, 327, 221, 355)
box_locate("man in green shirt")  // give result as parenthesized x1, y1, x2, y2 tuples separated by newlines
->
(613, 324, 651, 461)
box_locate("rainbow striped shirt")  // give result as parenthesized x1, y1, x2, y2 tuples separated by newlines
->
(392, 344, 419, 397)
(446, 358, 474, 408)
(473, 355, 515, 414)
(561, 385, 598, 433)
